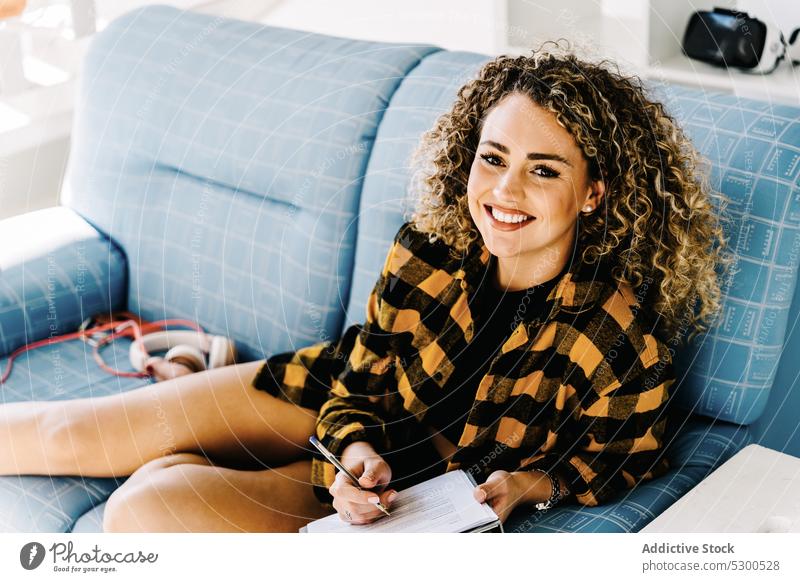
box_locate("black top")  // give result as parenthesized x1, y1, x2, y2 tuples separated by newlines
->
(424, 258, 568, 446)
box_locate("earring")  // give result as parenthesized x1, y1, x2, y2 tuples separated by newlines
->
(582, 205, 593, 213)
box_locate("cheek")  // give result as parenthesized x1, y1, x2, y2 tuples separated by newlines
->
(466, 192, 482, 224)
(539, 188, 576, 218)
(466, 161, 482, 192)
(551, 198, 572, 217)
(466, 165, 484, 206)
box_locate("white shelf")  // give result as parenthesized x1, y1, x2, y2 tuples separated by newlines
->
(647, 54, 800, 105)
(495, 0, 800, 107)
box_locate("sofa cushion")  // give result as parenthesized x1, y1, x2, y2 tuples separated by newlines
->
(70, 501, 106, 533)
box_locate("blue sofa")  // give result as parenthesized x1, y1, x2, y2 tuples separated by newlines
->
(2, 5, 799, 533)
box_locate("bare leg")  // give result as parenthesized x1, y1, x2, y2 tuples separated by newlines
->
(0, 401, 61, 476)
(102, 453, 331, 533)
(0, 359, 317, 477)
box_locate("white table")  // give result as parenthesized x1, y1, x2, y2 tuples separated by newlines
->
(641, 444, 800, 533)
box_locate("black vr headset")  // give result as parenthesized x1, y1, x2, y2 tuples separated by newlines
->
(683, 7, 800, 74)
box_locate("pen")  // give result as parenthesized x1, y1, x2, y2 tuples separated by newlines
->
(308, 435, 391, 517)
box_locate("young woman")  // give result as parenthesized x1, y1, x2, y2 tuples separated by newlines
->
(0, 46, 731, 532)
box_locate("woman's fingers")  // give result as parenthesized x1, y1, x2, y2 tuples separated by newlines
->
(358, 456, 392, 489)
(474, 471, 510, 503)
(335, 497, 384, 524)
(330, 469, 397, 524)
(332, 499, 375, 524)
(328, 451, 395, 524)
(331, 471, 379, 505)
(351, 487, 398, 523)
(375, 488, 398, 508)
(329, 475, 382, 522)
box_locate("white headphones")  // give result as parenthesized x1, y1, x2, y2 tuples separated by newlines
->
(129, 330, 237, 375)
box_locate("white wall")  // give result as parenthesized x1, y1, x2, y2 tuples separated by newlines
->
(0, 136, 69, 220)
(742, 0, 800, 38)
(260, 0, 501, 54)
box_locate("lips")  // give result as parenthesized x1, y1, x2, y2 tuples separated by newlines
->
(486, 203, 534, 219)
(483, 203, 536, 231)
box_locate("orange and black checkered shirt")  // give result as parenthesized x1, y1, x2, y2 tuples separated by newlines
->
(252, 221, 675, 509)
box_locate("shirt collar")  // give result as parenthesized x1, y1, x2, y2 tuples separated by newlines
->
(452, 234, 613, 319)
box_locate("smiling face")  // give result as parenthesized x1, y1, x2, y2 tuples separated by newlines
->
(466, 92, 605, 291)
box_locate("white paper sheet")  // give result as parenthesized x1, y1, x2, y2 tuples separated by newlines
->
(304, 470, 499, 533)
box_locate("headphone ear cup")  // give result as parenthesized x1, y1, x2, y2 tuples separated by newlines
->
(130, 339, 148, 372)
(207, 336, 236, 369)
(164, 344, 207, 373)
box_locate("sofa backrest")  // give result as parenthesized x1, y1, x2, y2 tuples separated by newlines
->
(652, 85, 800, 425)
(61, 5, 439, 362)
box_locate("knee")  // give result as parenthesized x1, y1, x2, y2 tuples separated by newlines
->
(103, 481, 158, 533)
(102, 454, 211, 533)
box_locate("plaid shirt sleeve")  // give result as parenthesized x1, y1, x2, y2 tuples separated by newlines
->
(250, 224, 411, 419)
(519, 353, 675, 507)
(250, 338, 343, 412)
(313, 224, 410, 460)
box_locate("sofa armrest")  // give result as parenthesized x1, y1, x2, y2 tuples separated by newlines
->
(0, 206, 127, 359)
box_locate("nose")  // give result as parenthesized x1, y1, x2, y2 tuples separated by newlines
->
(492, 169, 525, 204)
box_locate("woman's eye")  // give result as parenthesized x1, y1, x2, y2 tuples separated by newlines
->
(480, 153, 501, 166)
(533, 165, 559, 178)
(479, 153, 559, 178)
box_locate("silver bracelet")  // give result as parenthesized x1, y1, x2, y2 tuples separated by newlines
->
(534, 469, 567, 511)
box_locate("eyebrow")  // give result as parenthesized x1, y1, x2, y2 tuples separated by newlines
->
(479, 140, 572, 166)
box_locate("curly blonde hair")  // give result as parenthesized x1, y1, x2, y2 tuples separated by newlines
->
(408, 43, 734, 346)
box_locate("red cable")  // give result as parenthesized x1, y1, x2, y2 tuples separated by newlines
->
(0, 318, 206, 384)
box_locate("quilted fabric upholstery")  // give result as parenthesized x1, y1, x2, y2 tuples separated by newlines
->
(0, 179, 132, 535)
(649, 84, 800, 425)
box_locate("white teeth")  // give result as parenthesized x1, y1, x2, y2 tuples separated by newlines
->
(491, 206, 533, 224)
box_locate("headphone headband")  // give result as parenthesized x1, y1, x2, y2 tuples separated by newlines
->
(129, 330, 235, 374)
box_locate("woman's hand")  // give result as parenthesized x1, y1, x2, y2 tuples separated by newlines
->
(329, 441, 398, 525)
(474, 469, 565, 523)
(473, 470, 525, 523)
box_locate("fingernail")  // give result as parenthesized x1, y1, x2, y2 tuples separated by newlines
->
(368, 496, 379, 503)
(388, 492, 398, 503)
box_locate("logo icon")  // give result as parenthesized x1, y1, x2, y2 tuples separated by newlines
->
(20, 542, 46, 570)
